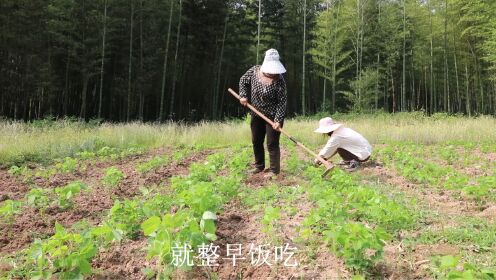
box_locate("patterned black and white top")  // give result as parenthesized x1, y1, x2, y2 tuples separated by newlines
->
(239, 66, 287, 123)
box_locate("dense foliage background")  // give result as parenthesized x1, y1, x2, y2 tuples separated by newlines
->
(1, 0, 495, 121)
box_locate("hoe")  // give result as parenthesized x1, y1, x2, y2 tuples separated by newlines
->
(228, 88, 334, 178)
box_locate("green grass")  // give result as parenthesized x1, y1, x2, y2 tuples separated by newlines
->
(287, 112, 496, 146)
(1, 113, 495, 166)
(416, 217, 496, 249)
(0, 120, 250, 166)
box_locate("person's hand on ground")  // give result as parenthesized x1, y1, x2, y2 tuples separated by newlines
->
(314, 158, 322, 166)
(272, 122, 281, 131)
(240, 98, 248, 106)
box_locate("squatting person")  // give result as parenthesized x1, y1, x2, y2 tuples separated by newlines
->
(314, 117, 372, 171)
(239, 48, 287, 178)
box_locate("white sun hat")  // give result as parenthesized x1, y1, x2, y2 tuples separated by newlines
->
(260, 48, 286, 74)
(314, 117, 343, 134)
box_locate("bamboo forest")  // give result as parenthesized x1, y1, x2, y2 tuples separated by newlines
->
(1, 0, 496, 121)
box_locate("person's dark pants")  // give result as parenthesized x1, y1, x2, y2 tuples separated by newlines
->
(337, 148, 369, 162)
(250, 115, 283, 173)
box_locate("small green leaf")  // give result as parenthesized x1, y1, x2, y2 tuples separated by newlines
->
(439, 255, 460, 270)
(141, 216, 161, 236)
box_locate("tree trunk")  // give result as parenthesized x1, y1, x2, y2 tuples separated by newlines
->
(158, 0, 174, 121)
(492, 81, 496, 116)
(376, 1, 381, 111)
(213, 12, 227, 119)
(465, 64, 470, 116)
(478, 66, 484, 114)
(391, 67, 396, 113)
(39, 87, 44, 119)
(402, 0, 406, 111)
(256, 0, 261, 65)
(466, 39, 481, 114)
(429, 0, 434, 114)
(64, 49, 71, 116)
(0, 90, 3, 117)
(98, 0, 108, 119)
(331, 2, 340, 113)
(301, 0, 307, 115)
(424, 66, 428, 111)
(443, 0, 448, 112)
(322, 69, 327, 112)
(453, 49, 460, 113)
(323, 0, 329, 112)
(358, 0, 364, 108)
(411, 59, 415, 110)
(80, 74, 89, 120)
(28, 96, 32, 120)
(385, 66, 389, 111)
(138, 0, 144, 120)
(127, 0, 134, 121)
(169, 0, 183, 119)
(219, 73, 229, 118)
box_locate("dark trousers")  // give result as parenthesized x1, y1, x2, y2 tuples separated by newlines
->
(250, 115, 282, 173)
(337, 148, 369, 162)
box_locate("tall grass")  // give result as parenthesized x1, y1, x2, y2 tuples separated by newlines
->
(0, 120, 251, 166)
(0, 113, 494, 166)
(285, 112, 496, 146)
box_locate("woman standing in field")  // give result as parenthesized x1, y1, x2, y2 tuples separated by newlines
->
(314, 117, 372, 171)
(239, 49, 287, 178)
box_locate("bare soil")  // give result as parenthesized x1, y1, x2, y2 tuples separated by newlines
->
(186, 196, 348, 280)
(277, 192, 350, 279)
(91, 238, 150, 280)
(380, 243, 460, 280)
(361, 162, 480, 217)
(0, 169, 30, 202)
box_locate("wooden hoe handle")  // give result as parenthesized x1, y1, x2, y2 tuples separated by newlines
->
(228, 88, 334, 177)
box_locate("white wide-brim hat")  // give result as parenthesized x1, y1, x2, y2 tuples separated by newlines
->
(260, 48, 286, 74)
(314, 117, 343, 133)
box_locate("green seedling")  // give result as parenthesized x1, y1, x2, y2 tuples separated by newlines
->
(137, 156, 169, 174)
(325, 222, 390, 273)
(142, 194, 175, 217)
(262, 206, 281, 242)
(34, 167, 57, 180)
(8, 165, 33, 183)
(177, 181, 223, 217)
(102, 167, 124, 187)
(0, 200, 22, 223)
(120, 146, 145, 158)
(54, 181, 87, 209)
(76, 150, 96, 160)
(96, 146, 119, 158)
(141, 210, 204, 279)
(29, 223, 96, 279)
(8, 165, 27, 176)
(55, 157, 78, 173)
(173, 149, 189, 162)
(26, 188, 52, 210)
(107, 199, 144, 239)
(91, 221, 124, 245)
(431, 255, 496, 279)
